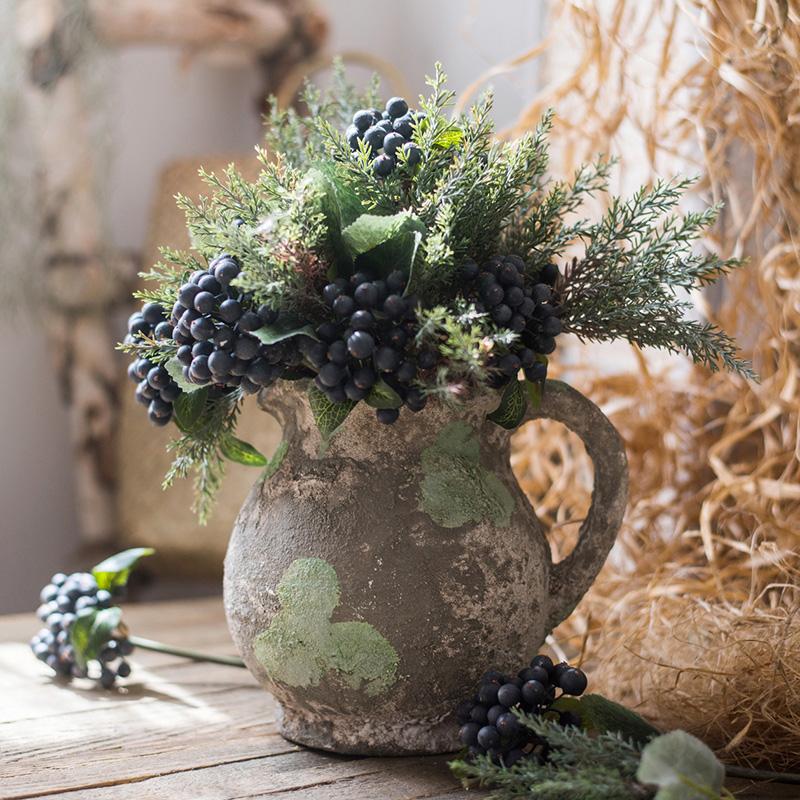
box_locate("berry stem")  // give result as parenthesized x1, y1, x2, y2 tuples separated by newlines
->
(725, 765, 800, 786)
(128, 635, 246, 668)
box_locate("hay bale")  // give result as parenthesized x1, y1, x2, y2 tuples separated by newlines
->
(116, 156, 282, 574)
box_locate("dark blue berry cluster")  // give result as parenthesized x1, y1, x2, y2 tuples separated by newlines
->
(126, 254, 313, 424)
(346, 97, 423, 177)
(125, 304, 182, 426)
(456, 654, 587, 766)
(311, 269, 434, 423)
(30, 572, 133, 687)
(461, 256, 562, 387)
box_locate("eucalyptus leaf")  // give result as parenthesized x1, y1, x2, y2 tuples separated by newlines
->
(165, 358, 202, 393)
(342, 211, 425, 258)
(251, 316, 318, 346)
(364, 379, 403, 410)
(487, 380, 527, 430)
(220, 434, 268, 467)
(173, 387, 209, 433)
(69, 606, 122, 670)
(308, 384, 355, 442)
(637, 731, 725, 800)
(92, 547, 155, 592)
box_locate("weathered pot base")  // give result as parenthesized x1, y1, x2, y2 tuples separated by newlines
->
(278, 705, 460, 756)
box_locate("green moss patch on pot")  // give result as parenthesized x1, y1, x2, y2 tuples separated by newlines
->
(253, 558, 398, 696)
(420, 421, 515, 528)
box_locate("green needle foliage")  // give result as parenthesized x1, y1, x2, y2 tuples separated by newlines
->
(451, 713, 734, 800)
(121, 62, 752, 518)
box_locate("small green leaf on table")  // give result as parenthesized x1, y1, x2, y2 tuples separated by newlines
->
(173, 387, 209, 433)
(92, 547, 155, 592)
(69, 606, 122, 670)
(487, 380, 527, 429)
(165, 358, 202, 393)
(220, 434, 268, 467)
(551, 693, 661, 746)
(637, 730, 725, 800)
(308, 384, 355, 446)
(365, 379, 403, 410)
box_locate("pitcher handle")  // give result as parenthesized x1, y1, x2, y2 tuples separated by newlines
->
(519, 380, 628, 633)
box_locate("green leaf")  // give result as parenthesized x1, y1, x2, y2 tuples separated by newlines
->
(69, 606, 123, 670)
(551, 693, 660, 746)
(220, 434, 268, 467)
(308, 384, 355, 442)
(251, 316, 318, 346)
(637, 731, 725, 800)
(173, 387, 209, 433)
(342, 211, 426, 258)
(487, 380, 527, 430)
(433, 127, 464, 148)
(165, 357, 202, 393)
(92, 547, 155, 592)
(525, 379, 542, 409)
(304, 163, 363, 273)
(261, 439, 288, 480)
(364, 379, 403, 409)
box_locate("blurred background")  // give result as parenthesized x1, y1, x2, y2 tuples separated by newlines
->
(1, 0, 546, 613)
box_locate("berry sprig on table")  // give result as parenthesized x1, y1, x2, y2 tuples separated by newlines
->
(456, 653, 588, 766)
(30, 549, 153, 688)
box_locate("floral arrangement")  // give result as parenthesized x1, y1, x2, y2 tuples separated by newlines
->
(121, 64, 751, 520)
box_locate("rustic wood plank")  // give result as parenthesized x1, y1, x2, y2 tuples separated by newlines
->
(4, 599, 790, 800)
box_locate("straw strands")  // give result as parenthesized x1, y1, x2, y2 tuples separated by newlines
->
(508, 0, 800, 770)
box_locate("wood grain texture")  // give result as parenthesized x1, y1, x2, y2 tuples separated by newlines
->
(0, 598, 790, 799)
(0, 598, 470, 800)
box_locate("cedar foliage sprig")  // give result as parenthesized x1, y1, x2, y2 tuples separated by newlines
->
(120, 62, 753, 519)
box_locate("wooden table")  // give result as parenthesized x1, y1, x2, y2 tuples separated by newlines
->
(0, 597, 471, 800)
(1, 598, 793, 799)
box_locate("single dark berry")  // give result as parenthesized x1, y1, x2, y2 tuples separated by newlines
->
(352, 366, 376, 390)
(363, 125, 386, 152)
(333, 295, 355, 318)
(238, 311, 263, 332)
(531, 654, 554, 673)
(487, 704, 505, 725)
(347, 331, 375, 359)
(496, 712, 521, 736)
(459, 722, 481, 746)
(353, 109, 373, 133)
(193, 291, 215, 314)
(382, 132, 405, 156)
(477, 725, 500, 749)
(218, 299, 243, 324)
(354, 282, 378, 308)
(318, 363, 344, 388)
(376, 408, 400, 425)
(385, 97, 409, 119)
(558, 667, 588, 696)
(373, 154, 395, 177)
(521, 679, 546, 706)
(401, 142, 421, 166)
(375, 346, 400, 372)
(478, 682, 500, 706)
(497, 683, 522, 708)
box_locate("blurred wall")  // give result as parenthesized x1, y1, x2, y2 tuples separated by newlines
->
(0, 1, 545, 613)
